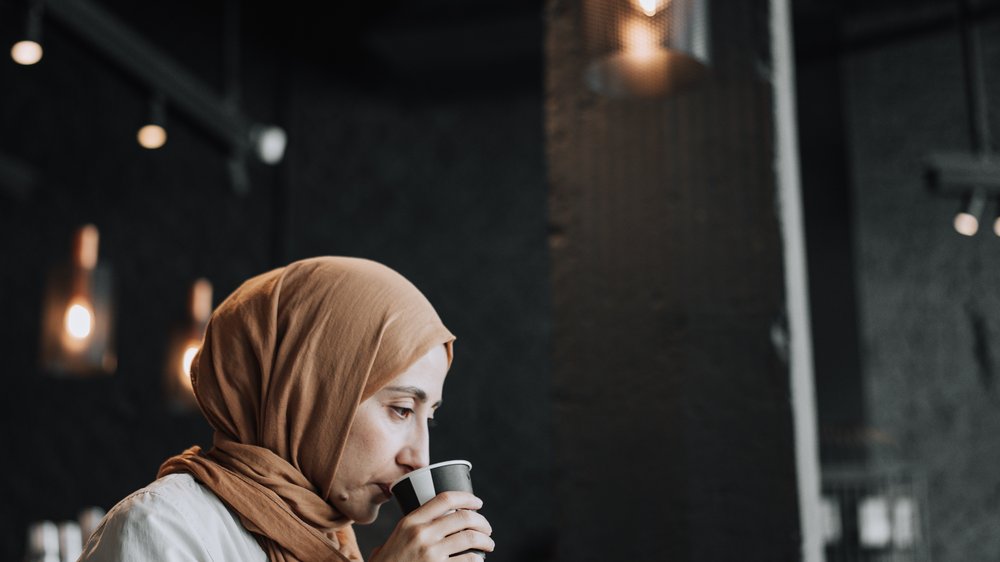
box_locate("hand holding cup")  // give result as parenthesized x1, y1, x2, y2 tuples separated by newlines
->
(372, 460, 490, 560)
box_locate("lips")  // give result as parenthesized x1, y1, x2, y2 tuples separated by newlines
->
(377, 483, 393, 499)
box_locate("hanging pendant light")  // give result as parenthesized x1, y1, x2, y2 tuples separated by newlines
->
(137, 94, 168, 150)
(10, 0, 44, 66)
(953, 188, 985, 236)
(40, 224, 116, 376)
(582, 0, 710, 98)
(165, 278, 212, 410)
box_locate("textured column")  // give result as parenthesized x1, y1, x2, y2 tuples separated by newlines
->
(546, 0, 802, 559)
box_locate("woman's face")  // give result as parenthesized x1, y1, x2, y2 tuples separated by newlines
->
(330, 344, 449, 523)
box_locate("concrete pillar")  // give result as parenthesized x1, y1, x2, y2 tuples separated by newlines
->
(546, 0, 807, 559)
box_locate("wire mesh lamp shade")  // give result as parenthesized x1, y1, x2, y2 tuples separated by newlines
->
(583, 0, 710, 98)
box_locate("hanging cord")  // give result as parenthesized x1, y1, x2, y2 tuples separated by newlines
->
(223, 0, 249, 194)
(224, 0, 241, 111)
(957, 0, 992, 154)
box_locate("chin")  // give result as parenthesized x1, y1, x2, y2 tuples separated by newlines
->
(350, 505, 381, 525)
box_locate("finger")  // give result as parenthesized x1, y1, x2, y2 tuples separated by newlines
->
(426, 509, 492, 539)
(451, 554, 489, 562)
(438, 529, 495, 557)
(404, 491, 483, 525)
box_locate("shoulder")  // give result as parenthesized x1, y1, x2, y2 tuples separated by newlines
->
(80, 473, 266, 562)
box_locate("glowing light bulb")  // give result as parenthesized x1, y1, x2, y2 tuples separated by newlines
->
(64, 301, 94, 340)
(636, 0, 662, 16)
(994, 216, 1000, 237)
(954, 212, 979, 236)
(254, 125, 287, 164)
(137, 124, 167, 149)
(11, 40, 43, 65)
(181, 345, 199, 378)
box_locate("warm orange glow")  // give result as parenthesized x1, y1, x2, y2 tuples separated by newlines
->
(623, 18, 660, 57)
(182, 344, 199, 378)
(11, 40, 42, 65)
(75, 225, 100, 270)
(994, 216, 1000, 237)
(137, 124, 167, 149)
(64, 299, 94, 340)
(955, 212, 979, 236)
(191, 279, 213, 323)
(176, 342, 199, 395)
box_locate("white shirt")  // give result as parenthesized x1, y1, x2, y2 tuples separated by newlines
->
(79, 473, 268, 562)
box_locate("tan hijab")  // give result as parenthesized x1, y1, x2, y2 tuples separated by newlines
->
(158, 257, 455, 562)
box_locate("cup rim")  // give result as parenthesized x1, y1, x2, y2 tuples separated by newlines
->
(390, 459, 472, 490)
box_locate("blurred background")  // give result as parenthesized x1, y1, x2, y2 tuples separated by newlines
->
(2, 0, 999, 560)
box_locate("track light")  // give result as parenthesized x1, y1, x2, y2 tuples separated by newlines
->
(137, 95, 167, 149)
(953, 189, 985, 236)
(11, 0, 44, 65)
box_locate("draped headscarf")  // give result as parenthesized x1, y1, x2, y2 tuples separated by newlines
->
(158, 257, 455, 562)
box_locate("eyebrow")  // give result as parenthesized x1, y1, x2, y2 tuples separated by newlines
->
(382, 385, 443, 409)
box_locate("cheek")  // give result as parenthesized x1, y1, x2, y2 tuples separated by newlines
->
(340, 413, 399, 478)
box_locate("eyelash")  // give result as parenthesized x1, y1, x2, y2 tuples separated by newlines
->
(389, 407, 438, 428)
(390, 406, 413, 419)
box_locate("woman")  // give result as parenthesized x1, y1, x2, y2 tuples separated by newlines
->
(79, 257, 494, 561)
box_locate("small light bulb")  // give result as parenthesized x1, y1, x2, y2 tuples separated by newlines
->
(181, 345, 199, 378)
(954, 212, 979, 236)
(11, 40, 43, 65)
(637, 0, 661, 16)
(65, 301, 94, 340)
(137, 124, 167, 149)
(254, 125, 287, 164)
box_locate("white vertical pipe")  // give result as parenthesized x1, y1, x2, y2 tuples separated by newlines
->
(771, 0, 824, 560)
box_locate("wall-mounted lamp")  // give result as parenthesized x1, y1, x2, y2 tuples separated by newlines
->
(582, 0, 710, 98)
(165, 278, 212, 410)
(10, 0, 45, 65)
(926, 153, 1000, 236)
(40, 224, 115, 376)
(137, 95, 167, 150)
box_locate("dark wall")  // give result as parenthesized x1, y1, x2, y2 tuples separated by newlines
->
(0, 1, 551, 560)
(844, 8, 1000, 560)
(795, 0, 1000, 560)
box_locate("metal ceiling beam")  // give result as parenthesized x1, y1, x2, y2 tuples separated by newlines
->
(43, 0, 286, 170)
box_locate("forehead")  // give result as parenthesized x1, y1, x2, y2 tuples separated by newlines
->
(381, 344, 449, 400)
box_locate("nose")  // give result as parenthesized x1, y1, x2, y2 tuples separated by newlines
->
(397, 421, 430, 472)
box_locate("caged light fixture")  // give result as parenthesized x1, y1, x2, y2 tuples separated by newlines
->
(40, 224, 116, 376)
(165, 278, 212, 410)
(10, 0, 45, 65)
(582, 0, 710, 98)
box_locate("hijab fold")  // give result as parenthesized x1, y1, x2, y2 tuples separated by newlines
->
(158, 257, 455, 562)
